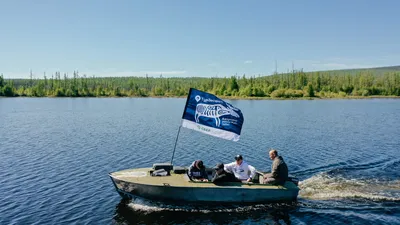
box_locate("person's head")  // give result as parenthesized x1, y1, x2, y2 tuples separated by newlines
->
(195, 160, 204, 169)
(234, 154, 243, 165)
(214, 163, 224, 175)
(269, 149, 278, 160)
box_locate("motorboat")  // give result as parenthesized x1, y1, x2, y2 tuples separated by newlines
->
(109, 164, 299, 204)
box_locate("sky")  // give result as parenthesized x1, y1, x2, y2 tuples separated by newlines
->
(1, 0, 399, 78)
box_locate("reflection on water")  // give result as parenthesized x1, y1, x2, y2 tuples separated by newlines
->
(113, 198, 297, 225)
(269, 210, 291, 225)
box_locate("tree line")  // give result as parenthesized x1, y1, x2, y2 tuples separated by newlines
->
(0, 70, 399, 98)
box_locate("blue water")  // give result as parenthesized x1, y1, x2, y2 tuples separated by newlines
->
(1, 98, 399, 225)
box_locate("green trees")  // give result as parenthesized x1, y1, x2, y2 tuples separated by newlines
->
(0, 74, 14, 96)
(229, 76, 239, 92)
(1, 70, 400, 98)
(304, 83, 315, 97)
(0, 74, 4, 88)
(3, 85, 14, 96)
(0, 74, 3, 96)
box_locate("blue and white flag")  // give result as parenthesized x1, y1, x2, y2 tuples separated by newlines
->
(181, 88, 244, 141)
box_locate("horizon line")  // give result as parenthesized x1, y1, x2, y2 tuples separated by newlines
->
(2, 64, 399, 79)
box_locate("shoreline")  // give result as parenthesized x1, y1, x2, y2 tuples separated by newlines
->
(1, 95, 400, 100)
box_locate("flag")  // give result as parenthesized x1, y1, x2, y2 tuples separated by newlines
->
(181, 88, 244, 141)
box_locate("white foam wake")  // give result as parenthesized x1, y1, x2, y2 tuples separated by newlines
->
(127, 197, 296, 213)
(299, 173, 400, 201)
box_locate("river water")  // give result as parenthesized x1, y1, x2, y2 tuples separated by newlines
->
(0, 98, 399, 225)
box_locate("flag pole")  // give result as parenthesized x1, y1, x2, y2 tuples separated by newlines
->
(170, 125, 182, 165)
(171, 88, 192, 165)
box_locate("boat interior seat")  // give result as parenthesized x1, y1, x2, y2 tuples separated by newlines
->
(254, 171, 264, 184)
(173, 166, 187, 174)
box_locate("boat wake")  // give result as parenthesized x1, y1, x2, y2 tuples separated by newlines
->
(127, 197, 297, 214)
(299, 172, 400, 202)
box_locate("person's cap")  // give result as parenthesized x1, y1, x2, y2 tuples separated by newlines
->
(196, 160, 204, 168)
(234, 154, 243, 160)
(213, 163, 224, 170)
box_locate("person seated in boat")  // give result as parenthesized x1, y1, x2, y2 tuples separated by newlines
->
(188, 160, 208, 182)
(211, 163, 241, 183)
(263, 149, 288, 185)
(224, 155, 256, 182)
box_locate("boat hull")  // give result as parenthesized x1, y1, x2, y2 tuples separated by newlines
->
(109, 168, 299, 204)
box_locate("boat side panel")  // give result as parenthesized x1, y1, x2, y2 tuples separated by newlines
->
(111, 177, 298, 203)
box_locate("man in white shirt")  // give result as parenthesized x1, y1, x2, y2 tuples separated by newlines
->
(224, 155, 256, 182)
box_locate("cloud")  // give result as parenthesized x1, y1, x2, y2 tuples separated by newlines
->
(314, 63, 348, 69)
(90, 70, 187, 77)
(2, 70, 187, 78)
(312, 63, 377, 70)
(139, 70, 187, 75)
(244, 60, 253, 64)
(294, 58, 380, 71)
(295, 59, 320, 65)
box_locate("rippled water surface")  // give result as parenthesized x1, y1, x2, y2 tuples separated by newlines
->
(1, 98, 399, 225)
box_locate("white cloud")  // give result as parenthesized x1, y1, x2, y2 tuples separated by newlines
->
(244, 60, 253, 64)
(312, 63, 377, 70)
(87, 70, 187, 77)
(314, 63, 348, 69)
(294, 58, 380, 71)
(1, 70, 187, 78)
(295, 59, 320, 65)
(139, 70, 187, 75)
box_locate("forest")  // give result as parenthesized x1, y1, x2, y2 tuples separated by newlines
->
(0, 69, 399, 98)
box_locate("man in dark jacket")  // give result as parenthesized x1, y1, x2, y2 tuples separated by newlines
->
(188, 160, 208, 181)
(212, 163, 241, 183)
(263, 149, 288, 185)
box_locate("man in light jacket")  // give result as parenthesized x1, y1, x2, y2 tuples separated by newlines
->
(224, 155, 256, 182)
(263, 149, 288, 185)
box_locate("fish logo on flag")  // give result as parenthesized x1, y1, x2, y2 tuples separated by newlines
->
(181, 88, 244, 141)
